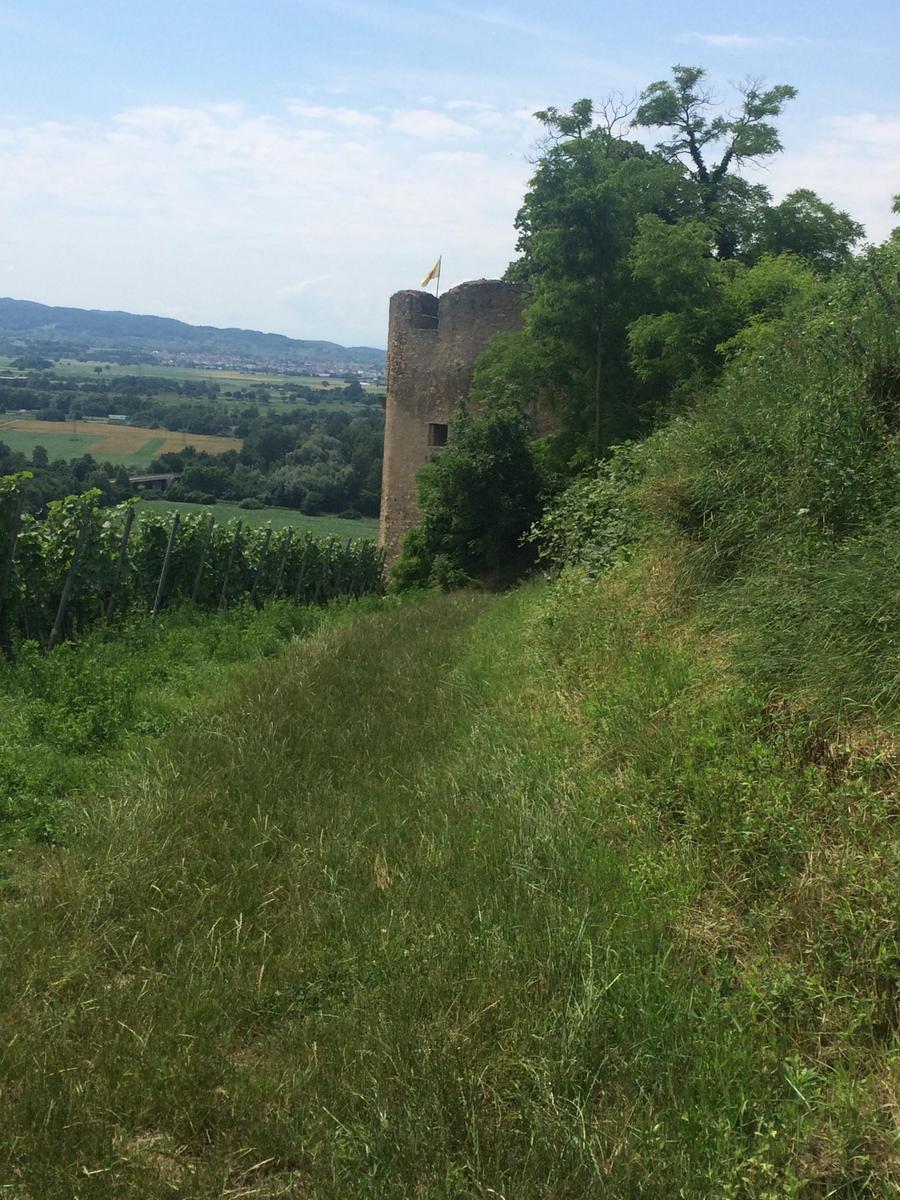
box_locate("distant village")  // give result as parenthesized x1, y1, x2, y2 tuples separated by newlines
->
(146, 349, 385, 382)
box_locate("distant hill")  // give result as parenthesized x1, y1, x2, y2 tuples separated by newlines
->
(0, 297, 386, 372)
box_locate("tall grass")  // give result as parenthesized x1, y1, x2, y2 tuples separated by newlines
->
(534, 237, 900, 731)
(1, 585, 895, 1196)
(0, 600, 330, 844)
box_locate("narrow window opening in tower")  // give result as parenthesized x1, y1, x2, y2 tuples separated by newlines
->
(428, 422, 448, 447)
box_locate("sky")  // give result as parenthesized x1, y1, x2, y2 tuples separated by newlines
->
(1, 0, 899, 348)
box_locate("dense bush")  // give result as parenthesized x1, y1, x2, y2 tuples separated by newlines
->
(393, 401, 546, 590)
(528, 441, 642, 576)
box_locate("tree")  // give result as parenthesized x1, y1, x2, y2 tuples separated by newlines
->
(393, 401, 545, 589)
(240, 423, 297, 469)
(505, 105, 687, 460)
(635, 65, 797, 258)
(754, 189, 864, 273)
(628, 232, 822, 390)
(627, 215, 736, 389)
(69, 401, 83, 436)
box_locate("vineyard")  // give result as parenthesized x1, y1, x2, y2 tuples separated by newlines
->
(0, 473, 385, 651)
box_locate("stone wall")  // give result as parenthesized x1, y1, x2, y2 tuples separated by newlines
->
(379, 279, 528, 563)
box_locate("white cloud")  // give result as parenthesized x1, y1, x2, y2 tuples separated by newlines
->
(288, 104, 380, 129)
(390, 109, 475, 139)
(686, 32, 795, 48)
(683, 31, 875, 52)
(443, 99, 536, 136)
(0, 100, 534, 344)
(438, 4, 570, 40)
(749, 111, 900, 242)
(276, 279, 330, 300)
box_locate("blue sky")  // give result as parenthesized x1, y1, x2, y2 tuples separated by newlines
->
(2, 0, 898, 346)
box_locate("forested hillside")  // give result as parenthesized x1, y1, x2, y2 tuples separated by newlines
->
(0, 297, 386, 371)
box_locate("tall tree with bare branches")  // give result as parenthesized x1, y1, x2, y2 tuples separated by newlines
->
(635, 65, 798, 258)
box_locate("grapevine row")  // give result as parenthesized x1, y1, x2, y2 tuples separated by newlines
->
(0, 475, 385, 652)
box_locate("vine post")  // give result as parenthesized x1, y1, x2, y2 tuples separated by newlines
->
(0, 492, 23, 656)
(293, 535, 311, 603)
(272, 527, 294, 599)
(49, 511, 93, 649)
(191, 513, 215, 605)
(106, 505, 136, 623)
(218, 521, 243, 611)
(152, 512, 181, 617)
(250, 527, 273, 609)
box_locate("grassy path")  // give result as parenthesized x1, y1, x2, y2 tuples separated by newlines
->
(0, 588, 894, 1196)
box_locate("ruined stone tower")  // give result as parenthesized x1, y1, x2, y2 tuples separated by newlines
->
(379, 278, 528, 562)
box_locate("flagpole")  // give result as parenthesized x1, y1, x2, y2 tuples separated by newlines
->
(435, 256, 441, 298)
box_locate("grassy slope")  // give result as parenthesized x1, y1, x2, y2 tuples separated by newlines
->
(1, 584, 894, 1197)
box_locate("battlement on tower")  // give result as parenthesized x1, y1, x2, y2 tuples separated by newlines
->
(379, 279, 529, 563)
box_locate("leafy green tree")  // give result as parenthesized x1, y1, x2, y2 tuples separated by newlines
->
(628, 225, 823, 390)
(505, 105, 688, 460)
(393, 401, 545, 590)
(627, 215, 736, 389)
(240, 423, 297, 469)
(498, 66, 861, 447)
(753, 188, 864, 273)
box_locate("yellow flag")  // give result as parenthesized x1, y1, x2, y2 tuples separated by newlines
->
(421, 256, 441, 288)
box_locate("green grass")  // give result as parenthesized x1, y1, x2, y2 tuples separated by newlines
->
(0, 427, 105, 461)
(98, 436, 168, 467)
(0, 582, 894, 1196)
(0, 600, 337, 845)
(138, 497, 379, 538)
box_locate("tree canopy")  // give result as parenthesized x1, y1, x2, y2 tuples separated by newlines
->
(499, 64, 865, 461)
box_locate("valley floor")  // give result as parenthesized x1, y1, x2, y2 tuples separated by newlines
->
(0, 585, 896, 1197)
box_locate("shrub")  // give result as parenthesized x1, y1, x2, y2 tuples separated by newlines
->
(528, 442, 643, 575)
(393, 400, 545, 590)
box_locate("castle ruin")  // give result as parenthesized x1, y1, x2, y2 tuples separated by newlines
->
(379, 279, 528, 562)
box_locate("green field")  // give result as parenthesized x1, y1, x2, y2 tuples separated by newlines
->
(0, 354, 382, 416)
(139, 496, 379, 538)
(0, 417, 240, 466)
(48, 359, 382, 393)
(124, 393, 374, 417)
(0, 425, 168, 467)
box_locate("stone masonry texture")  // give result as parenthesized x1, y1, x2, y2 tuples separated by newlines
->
(379, 279, 528, 563)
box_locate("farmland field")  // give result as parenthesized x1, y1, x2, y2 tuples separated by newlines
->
(46, 359, 381, 393)
(138, 497, 379, 538)
(0, 417, 241, 466)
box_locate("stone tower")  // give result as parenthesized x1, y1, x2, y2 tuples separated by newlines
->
(379, 278, 528, 563)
